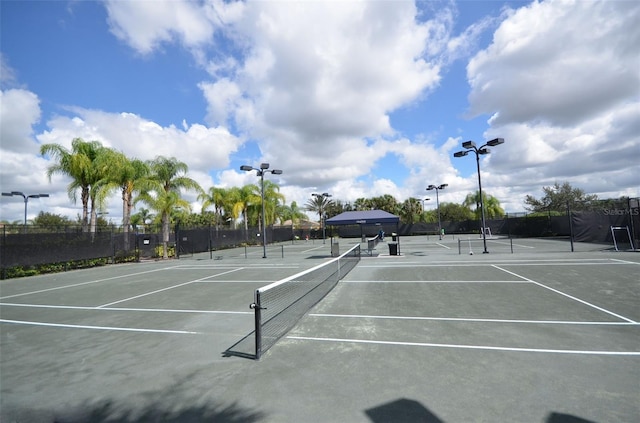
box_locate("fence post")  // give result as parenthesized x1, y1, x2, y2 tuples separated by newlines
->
(567, 202, 574, 252)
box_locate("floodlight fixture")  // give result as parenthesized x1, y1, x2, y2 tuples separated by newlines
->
(453, 137, 505, 253)
(1, 190, 50, 230)
(486, 137, 504, 147)
(240, 163, 284, 257)
(426, 184, 447, 239)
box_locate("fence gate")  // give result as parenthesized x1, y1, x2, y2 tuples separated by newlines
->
(137, 234, 158, 259)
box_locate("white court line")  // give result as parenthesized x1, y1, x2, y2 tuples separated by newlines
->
(359, 260, 628, 268)
(0, 319, 200, 335)
(610, 258, 640, 265)
(0, 303, 252, 315)
(492, 265, 637, 324)
(301, 245, 329, 254)
(488, 240, 535, 249)
(96, 267, 245, 308)
(308, 313, 638, 325)
(0, 266, 179, 300)
(174, 265, 299, 270)
(286, 336, 640, 356)
(342, 280, 529, 284)
(436, 243, 451, 249)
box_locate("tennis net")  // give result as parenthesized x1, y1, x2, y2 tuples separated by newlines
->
(251, 243, 361, 359)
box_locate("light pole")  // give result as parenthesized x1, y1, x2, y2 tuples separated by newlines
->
(240, 163, 283, 258)
(427, 184, 447, 239)
(2, 191, 49, 231)
(312, 192, 331, 243)
(454, 137, 504, 253)
(422, 198, 430, 212)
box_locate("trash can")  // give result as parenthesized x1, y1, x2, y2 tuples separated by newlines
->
(392, 233, 397, 241)
(331, 243, 340, 257)
(388, 243, 398, 256)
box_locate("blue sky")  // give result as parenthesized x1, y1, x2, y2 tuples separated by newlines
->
(1, 0, 639, 224)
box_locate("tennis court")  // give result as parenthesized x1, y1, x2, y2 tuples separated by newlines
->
(1, 236, 638, 422)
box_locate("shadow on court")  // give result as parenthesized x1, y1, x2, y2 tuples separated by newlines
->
(28, 401, 264, 423)
(365, 398, 443, 422)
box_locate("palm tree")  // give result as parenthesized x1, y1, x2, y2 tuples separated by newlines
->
(354, 197, 372, 211)
(40, 138, 105, 233)
(232, 185, 260, 233)
(463, 191, 505, 219)
(399, 197, 422, 223)
(95, 150, 152, 249)
(305, 195, 333, 225)
(199, 186, 227, 230)
(142, 156, 202, 259)
(370, 194, 399, 214)
(278, 201, 308, 226)
(260, 180, 286, 229)
(138, 190, 191, 259)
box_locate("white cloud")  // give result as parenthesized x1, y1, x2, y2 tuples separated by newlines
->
(467, 0, 640, 126)
(104, 0, 216, 54)
(0, 89, 41, 153)
(36, 109, 244, 174)
(464, 0, 640, 210)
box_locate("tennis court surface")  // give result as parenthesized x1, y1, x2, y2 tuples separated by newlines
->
(1, 236, 638, 422)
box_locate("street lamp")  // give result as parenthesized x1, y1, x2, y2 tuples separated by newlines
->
(240, 163, 283, 258)
(427, 184, 448, 239)
(454, 137, 504, 253)
(422, 198, 430, 212)
(2, 191, 49, 231)
(311, 192, 332, 244)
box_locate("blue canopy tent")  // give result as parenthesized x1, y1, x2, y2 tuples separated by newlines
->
(325, 210, 401, 255)
(325, 210, 400, 226)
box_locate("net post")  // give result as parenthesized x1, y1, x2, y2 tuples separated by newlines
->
(252, 291, 263, 360)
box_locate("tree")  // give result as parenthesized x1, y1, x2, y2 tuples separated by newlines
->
(325, 200, 352, 218)
(278, 201, 309, 226)
(141, 156, 202, 259)
(231, 185, 260, 233)
(354, 198, 372, 211)
(524, 182, 598, 213)
(370, 194, 399, 214)
(463, 191, 505, 219)
(32, 211, 73, 228)
(199, 186, 227, 230)
(40, 138, 105, 232)
(95, 150, 152, 249)
(246, 180, 285, 230)
(438, 202, 474, 222)
(138, 189, 191, 258)
(305, 195, 334, 224)
(399, 197, 422, 223)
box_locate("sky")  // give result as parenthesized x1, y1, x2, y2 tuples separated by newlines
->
(1, 0, 639, 225)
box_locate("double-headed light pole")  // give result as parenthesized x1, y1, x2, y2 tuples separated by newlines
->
(453, 137, 504, 254)
(426, 184, 447, 239)
(2, 191, 49, 231)
(240, 163, 283, 258)
(312, 192, 331, 243)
